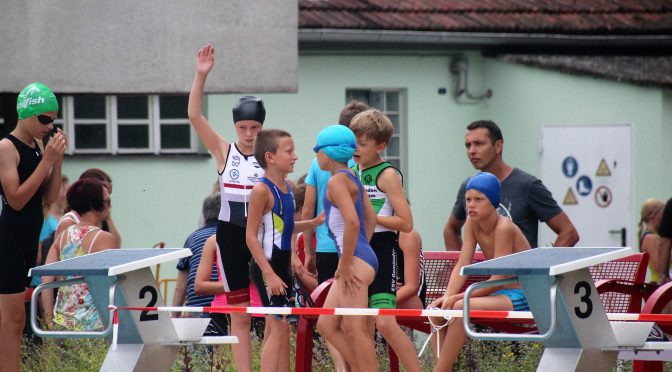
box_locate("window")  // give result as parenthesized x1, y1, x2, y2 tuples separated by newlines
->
(345, 89, 405, 172)
(61, 94, 194, 154)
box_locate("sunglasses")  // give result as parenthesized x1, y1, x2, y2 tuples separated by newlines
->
(37, 114, 57, 125)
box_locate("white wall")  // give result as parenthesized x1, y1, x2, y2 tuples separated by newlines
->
(0, 0, 297, 93)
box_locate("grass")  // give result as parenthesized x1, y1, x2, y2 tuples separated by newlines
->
(19, 323, 672, 371)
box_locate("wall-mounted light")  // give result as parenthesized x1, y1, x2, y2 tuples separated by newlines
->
(450, 55, 492, 103)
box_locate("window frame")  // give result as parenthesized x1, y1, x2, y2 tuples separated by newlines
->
(345, 88, 407, 177)
(62, 94, 196, 155)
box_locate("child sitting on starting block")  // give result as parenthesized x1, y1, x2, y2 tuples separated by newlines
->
(430, 172, 531, 371)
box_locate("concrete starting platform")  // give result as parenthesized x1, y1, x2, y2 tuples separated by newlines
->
(29, 248, 238, 372)
(461, 247, 657, 372)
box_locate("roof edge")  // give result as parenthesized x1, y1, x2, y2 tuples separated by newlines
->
(299, 29, 672, 52)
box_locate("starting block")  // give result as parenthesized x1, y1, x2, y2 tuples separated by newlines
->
(461, 247, 648, 371)
(29, 248, 238, 372)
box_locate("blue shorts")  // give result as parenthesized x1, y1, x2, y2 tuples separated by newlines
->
(493, 289, 529, 311)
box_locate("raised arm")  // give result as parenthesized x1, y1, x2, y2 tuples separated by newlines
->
(375, 168, 412, 233)
(188, 44, 229, 168)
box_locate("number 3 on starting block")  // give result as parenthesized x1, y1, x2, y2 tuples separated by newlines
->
(573, 280, 593, 319)
(556, 269, 616, 349)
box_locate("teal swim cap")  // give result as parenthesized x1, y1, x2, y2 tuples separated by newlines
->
(16, 82, 59, 120)
(466, 172, 501, 209)
(314, 125, 356, 162)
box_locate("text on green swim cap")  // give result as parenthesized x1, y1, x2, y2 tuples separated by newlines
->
(16, 82, 59, 120)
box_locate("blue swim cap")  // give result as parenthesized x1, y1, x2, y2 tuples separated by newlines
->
(314, 125, 356, 162)
(466, 172, 501, 209)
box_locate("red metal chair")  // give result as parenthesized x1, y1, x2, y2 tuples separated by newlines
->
(632, 280, 672, 372)
(295, 279, 334, 372)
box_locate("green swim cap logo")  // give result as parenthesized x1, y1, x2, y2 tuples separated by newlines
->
(16, 82, 59, 120)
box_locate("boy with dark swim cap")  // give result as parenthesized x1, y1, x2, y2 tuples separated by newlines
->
(430, 172, 531, 371)
(188, 44, 265, 372)
(314, 125, 380, 371)
(0, 82, 67, 371)
(349, 109, 421, 372)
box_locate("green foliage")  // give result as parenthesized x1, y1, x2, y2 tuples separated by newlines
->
(22, 338, 108, 372)
(21, 329, 672, 371)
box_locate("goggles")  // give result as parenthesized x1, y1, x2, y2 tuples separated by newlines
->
(312, 143, 356, 153)
(37, 114, 57, 125)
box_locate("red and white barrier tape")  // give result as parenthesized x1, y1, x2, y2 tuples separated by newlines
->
(108, 305, 524, 319)
(107, 305, 672, 322)
(111, 309, 119, 350)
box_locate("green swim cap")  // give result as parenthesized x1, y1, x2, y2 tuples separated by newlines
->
(16, 82, 59, 120)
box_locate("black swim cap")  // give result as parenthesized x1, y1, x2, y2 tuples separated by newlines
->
(232, 96, 265, 125)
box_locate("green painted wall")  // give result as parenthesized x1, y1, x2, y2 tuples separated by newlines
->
(481, 58, 671, 239)
(61, 52, 671, 288)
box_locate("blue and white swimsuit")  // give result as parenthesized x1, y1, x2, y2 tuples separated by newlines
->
(324, 170, 378, 273)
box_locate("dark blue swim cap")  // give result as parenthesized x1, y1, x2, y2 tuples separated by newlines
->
(232, 96, 265, 125)
(466, 172, 501, 209)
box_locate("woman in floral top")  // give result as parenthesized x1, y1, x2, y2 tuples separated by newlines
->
(41, 178, 117, 330)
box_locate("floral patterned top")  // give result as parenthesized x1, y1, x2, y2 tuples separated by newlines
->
(53, 225, 104, 331)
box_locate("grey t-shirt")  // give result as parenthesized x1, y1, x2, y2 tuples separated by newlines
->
(451, 168, 562, 248)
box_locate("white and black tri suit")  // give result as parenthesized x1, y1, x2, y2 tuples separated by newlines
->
(215, 143, 264, 304)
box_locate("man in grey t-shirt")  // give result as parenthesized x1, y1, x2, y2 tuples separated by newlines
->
(443, 120, 579, 249)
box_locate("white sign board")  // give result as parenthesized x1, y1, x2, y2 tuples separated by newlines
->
(539, 125, 632, 248)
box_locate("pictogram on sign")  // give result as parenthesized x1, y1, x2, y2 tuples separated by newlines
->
(563, 188, 578, 205)
(562, 156, 578, 178)
(576, 175, 593, 197)
(594, 186, 612, 208)
(596, 158, 612, 177)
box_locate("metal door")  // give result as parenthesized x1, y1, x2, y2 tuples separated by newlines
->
(539, 124, 632, 248)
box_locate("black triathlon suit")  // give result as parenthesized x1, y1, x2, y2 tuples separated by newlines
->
(0, 135, 43, 294)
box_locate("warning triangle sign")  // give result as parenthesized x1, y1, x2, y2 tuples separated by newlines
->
(596, 158, 611, 177)
(563, 188, 578, 205)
